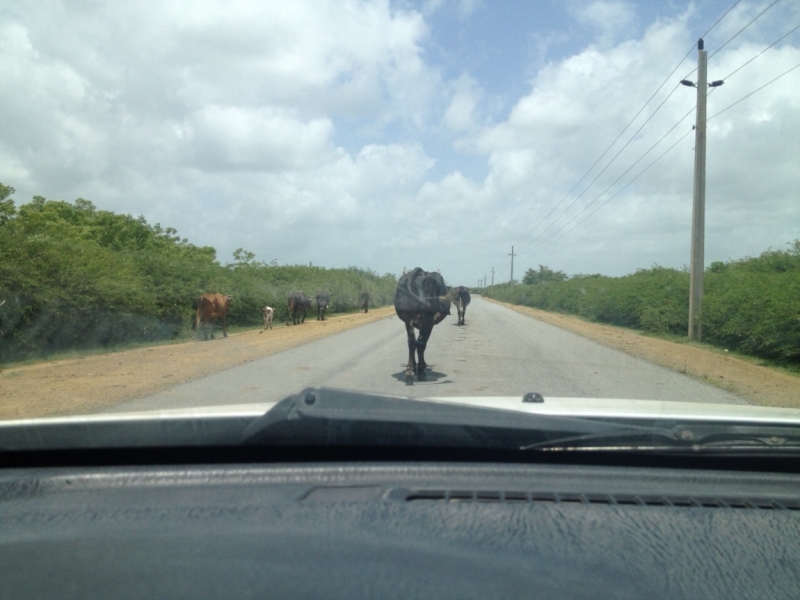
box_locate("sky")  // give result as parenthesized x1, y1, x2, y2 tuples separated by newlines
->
(1, 0, 799, 285)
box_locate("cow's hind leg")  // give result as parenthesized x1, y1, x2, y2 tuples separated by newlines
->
(404, 321, 416, 384)
(415, 320, 434, 380)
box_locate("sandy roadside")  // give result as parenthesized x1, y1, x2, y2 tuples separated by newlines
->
(484, 298, 800, 408)
(0, 307, 396, 419)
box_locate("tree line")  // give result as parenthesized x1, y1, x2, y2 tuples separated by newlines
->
(0, 184, 397, 363)
(487, 247, 800, 365)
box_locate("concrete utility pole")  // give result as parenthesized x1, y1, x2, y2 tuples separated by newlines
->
(509, 246, 516, 292)
(681, 38, 723, 341)
(491, 267, 495, 286)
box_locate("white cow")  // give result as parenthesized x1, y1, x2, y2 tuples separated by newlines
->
(262, 306, 275, 330)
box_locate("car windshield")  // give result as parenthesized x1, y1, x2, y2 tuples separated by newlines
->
(0, 0, 799, 447)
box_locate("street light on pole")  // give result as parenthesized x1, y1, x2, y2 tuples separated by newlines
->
(682, 38, 722, 341)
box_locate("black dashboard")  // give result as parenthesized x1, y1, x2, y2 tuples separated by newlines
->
(2, 458, 799, 599)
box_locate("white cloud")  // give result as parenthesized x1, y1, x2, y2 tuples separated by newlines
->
(0, 0, 798, 283)
(569, 1, 637, 46)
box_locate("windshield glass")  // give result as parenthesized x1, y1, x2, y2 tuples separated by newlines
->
(1, 0, 799, 439)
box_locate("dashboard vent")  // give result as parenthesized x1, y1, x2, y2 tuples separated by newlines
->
(401, 490, 800, 510)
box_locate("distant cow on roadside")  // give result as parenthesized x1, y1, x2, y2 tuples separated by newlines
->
(316, 292, 330, 321)
(454, 286, 471, 326)
(394, 268, 454, 383)
(262, 306, 274, 330)
(288, 292, 311, 325)
(192, 293, 232, 340)
(360, 291, 370, 313)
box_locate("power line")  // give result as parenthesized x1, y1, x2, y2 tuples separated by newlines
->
(526, 16, 800, 255)
(709, 0, 782, 59)
(516, 82, 684, 255)
(514, 0, 746, 250)
(536, 57, 800, 253)
(719, 22, 800, 81)
(709, 60, 800, 120)
(536, 129, 696, 254)
(683, 0, 744, 79)
(520, 105, 696, 254)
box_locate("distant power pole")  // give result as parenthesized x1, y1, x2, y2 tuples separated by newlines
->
(509, 246, 516, 292)
(681, 38, 723, 341)
(491, 267, 495, 286)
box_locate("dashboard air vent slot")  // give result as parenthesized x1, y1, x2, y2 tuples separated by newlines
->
(402, 490, 800, 510)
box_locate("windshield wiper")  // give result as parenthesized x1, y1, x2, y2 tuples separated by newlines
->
(523, 425, 800, 454)
(240, 387, 658, 449)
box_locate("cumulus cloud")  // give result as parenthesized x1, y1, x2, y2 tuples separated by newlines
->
(0, 0, 798, 283)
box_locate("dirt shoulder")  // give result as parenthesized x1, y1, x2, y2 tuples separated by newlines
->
(0, 307, 396, 420)
(485, 298, 800, 408)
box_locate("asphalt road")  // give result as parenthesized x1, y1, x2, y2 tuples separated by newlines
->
(107, 297, 747, 412)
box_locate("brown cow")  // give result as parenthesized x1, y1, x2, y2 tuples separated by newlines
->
(360, 291, 370, 313)
(192, 293, 232, 340)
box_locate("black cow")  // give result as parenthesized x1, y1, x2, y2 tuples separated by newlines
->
(454, 286, 471, 326)
(316, 292, 330, 321)
(394, 268, 454, 383)
(360, 291, 370, 313)
(288, 292, 311, 325)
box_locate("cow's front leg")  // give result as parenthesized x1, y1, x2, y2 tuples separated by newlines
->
(221, 315, 228, 338)
(404, 320, 417, 383)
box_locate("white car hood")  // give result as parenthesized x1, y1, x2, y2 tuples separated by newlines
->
(5, 394, 800, 427)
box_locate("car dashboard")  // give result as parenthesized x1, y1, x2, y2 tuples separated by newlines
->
(2, 457, 799, 599)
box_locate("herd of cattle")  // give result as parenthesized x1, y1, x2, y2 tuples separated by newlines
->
(192, 268, 470, 383)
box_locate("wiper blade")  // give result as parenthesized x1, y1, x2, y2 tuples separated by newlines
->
(525, 424, 800, 453)
(240, 387, 652, 449)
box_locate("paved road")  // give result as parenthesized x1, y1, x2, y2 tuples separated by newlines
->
(108, 297, 747, 412)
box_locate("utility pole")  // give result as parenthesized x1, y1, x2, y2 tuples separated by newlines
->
(681, 38, 723, 341)
(509, 246, 516, 292)
(491, 267, 495, 286)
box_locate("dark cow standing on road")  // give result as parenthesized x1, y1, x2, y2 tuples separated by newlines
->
(192, 293, 232, 340)
(288, 292, 311, 325)
(316, 292, 330, 321)
(360, 291, 370, 313)
(454, 286, 471, 326)
(394, 268, 454, 383)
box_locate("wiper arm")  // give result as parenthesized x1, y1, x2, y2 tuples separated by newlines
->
(240, 387, 654, 449)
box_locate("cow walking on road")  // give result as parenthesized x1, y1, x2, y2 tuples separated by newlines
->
(316, 292, 330, 321)
(193, 294, 232, 340)
(288, 292, 311, 325)
(394, 268, 454, 383)
(454, 286, 471, 326)
(262, 306, 274, 330)
(360, 291, 370, 313)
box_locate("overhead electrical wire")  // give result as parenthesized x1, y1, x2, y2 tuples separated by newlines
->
(512, 0, 745, 251)
(709, 60, 800, 120)
(515, 82, 684, 255)
(519, 105, 697, 255)
(709, 0, 782, 60)
(533, 55, 800, 254)
(718, 22, 800, 81)
(536, 129, 696, 254)
(512, 47, 694, 248)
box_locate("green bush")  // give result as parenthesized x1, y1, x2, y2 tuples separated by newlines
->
(0, 185, 396, 363)
(487, 247, 800, 363)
